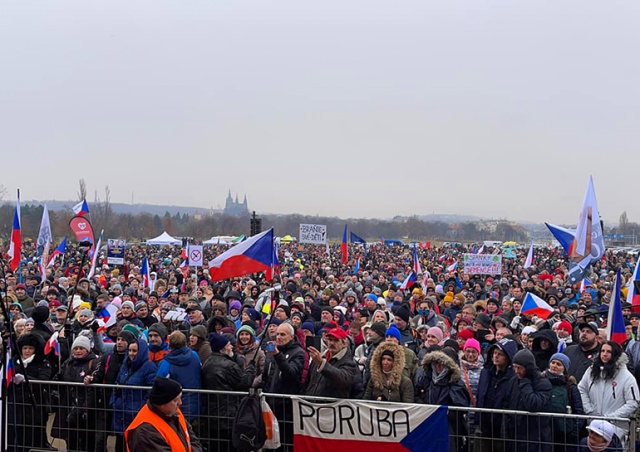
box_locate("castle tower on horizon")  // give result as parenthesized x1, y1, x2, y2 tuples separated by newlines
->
(224, 190, 249, 216)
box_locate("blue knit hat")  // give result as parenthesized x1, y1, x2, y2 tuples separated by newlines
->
(385, 324, 402, 343)
(550, 353, 570, 372)
(208, 333, 230, 352)
(301, 322, 316, 334)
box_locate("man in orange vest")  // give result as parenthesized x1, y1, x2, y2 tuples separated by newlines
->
(125, 377, 203, 452)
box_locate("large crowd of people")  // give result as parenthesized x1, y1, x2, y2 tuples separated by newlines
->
(2, 240, 640, 451)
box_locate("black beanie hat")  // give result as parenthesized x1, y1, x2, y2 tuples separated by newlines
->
(370, 321, 387, 338)
(32, 306, 50, 323)
(208, 333, 230, 352)
(117, 330, 137, 346)
(149, 377, 182, 406)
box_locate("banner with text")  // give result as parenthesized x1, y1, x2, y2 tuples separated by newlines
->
(463, 253, 502, 275)
(299, 224, 327, 244)
(107, 239, 127, 265)
(292, 398, 448, 452)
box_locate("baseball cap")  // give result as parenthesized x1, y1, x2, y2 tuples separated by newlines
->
(578, 321, 599, 334)
(326, 328, 348, 340)
(586, 420, 615, 442)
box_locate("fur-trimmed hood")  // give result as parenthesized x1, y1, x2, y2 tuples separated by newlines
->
(369, 342, 405, 391)
(422, 350, 462, 383)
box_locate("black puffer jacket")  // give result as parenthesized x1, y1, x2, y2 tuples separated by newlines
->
(201, 351, 255, 429)
(504, 349, 553, 452)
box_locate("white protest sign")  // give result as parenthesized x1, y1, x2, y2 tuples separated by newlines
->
(463, 253, 502, 275)
(188, 245, 203, 267)
(299, 224, 327, 244)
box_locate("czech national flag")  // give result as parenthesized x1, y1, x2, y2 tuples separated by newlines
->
(97, 303, 119, 331)
(400, 272, 417, 291)
(521, 292, 554, 319)
(141, 257, 151, 289)
(48, 237, 67, 267)
(446, 261, 458, 273)
(72, 200, 90, 217)
(8, 197, 21, 271)
(580, 278, 593, 294)
(607, 269, 627, 344)
(209, 229, 274, 281)
(545, 223, 576, 256)
(341, 225, 348, 265)
(413, 244, 421, 275)
(265, 239, 280, 281)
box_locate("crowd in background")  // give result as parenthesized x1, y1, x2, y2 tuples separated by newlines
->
(2, 241, 640, 452)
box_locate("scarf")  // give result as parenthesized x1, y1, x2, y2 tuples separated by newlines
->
(22, 354, 35, 368)
(431, 364, 450, 384)
(587, 435, 611, 452)
(460, 358, 483, 370)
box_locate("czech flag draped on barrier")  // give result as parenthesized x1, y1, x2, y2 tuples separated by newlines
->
(209, 228, 274, 281)
(292, 398, 449, 452)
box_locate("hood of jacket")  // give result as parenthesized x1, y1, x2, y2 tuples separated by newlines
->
(165, 346, 195, 366)
(484, 338, 517, 370)
(532, 329, 559, 353)
(127, 338, 151, 372)
(369, 342, 405, 391)
(422, 350, 462, 383)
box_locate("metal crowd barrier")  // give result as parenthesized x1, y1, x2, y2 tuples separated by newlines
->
(3, 380, 636, 452)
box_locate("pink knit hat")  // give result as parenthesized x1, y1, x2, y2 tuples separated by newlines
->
(463, 338, 481, 354)
(427, 327, 444, 344)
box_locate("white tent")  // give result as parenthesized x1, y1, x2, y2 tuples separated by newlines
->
(203, 236, 235, 245)
(146, 231, 182, 245)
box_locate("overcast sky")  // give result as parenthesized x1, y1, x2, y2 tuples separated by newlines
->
(1, 1, 639, 224)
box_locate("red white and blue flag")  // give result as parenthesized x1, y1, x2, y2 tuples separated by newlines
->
(476, 245, 485, 255)
(607, 269, 627, 344)
(293, 398, 449, 452)
(48, 237, 67, 267)
(580, 278, 593, 294)
(209, 229, 274, 281)
(44, 331, 60, 357)
(5, 347, 15, 388)
(523, 241, 534, 269)
(399, 272, 417, 291)
(412, 244, 421, 275)
(87, 229, 103, 278)
(97, 304, 119, 331)
(8, 191, 21, 271)
(521, 292, 554, 319)
(627, 261, 640, 312)
(341, 224, 348, 265)
(446, 261, 458, 273)
(265, 239, 280, 281)
(141, 257, 152, 289)
(72, 200, 90, 217)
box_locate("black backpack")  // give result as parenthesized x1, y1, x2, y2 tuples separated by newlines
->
(232, 393, 266, 451)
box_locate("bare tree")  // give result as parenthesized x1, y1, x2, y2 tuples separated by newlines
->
(77, 179, 87, 201)
(620, 211, 629, 234)
(0, 184, 7, 202)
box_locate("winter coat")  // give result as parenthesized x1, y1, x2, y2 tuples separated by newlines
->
(156, 346, 202, 421)
(148, 341, 171, 365)
(52, 351, 98, 440)
(544, 371, 584, 450)
(305, 345, 356, 399)
(236, 340, 266, 388)
(364, 342, 413, 402)
(8, 335, 53, 450)
(476, 339, 517, 438)
(262, 339, 306, 394)
(503, 350, 552, 452)
(531, 329, 559, 371)
(111, 339, 158, 433)
(563, 343, 600, 383)
(201, 351, 255, 430)
(191, 339, 212, 365)
(578, 353, 639, 438)
(415, 350, 469, 452)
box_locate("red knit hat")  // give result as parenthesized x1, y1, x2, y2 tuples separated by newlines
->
(457, 329, 475, 340)
(557, 320, 573, 335)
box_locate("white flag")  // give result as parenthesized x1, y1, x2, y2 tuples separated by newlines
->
(37, 204, 53, 253)
(523, 241, 534, 269)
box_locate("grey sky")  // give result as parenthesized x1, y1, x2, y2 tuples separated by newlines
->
(2, 1, 639, 224)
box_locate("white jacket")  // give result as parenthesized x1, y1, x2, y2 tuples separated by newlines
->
(578, 353, 639, 438)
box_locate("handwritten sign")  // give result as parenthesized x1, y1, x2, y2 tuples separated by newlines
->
(463, 253, 502, 275)
(299, 224, 327, 244)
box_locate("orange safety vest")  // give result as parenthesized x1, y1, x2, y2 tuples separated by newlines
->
(125, 404, 192, 452)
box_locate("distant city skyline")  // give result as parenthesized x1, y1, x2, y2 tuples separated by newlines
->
(1, 1, 639, 225)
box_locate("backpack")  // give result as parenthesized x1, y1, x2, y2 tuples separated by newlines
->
(232, 393, 266, 451)
(549, 384, 570, 433)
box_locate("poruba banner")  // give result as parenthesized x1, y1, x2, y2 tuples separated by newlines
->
(292, 398, 448, 452)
